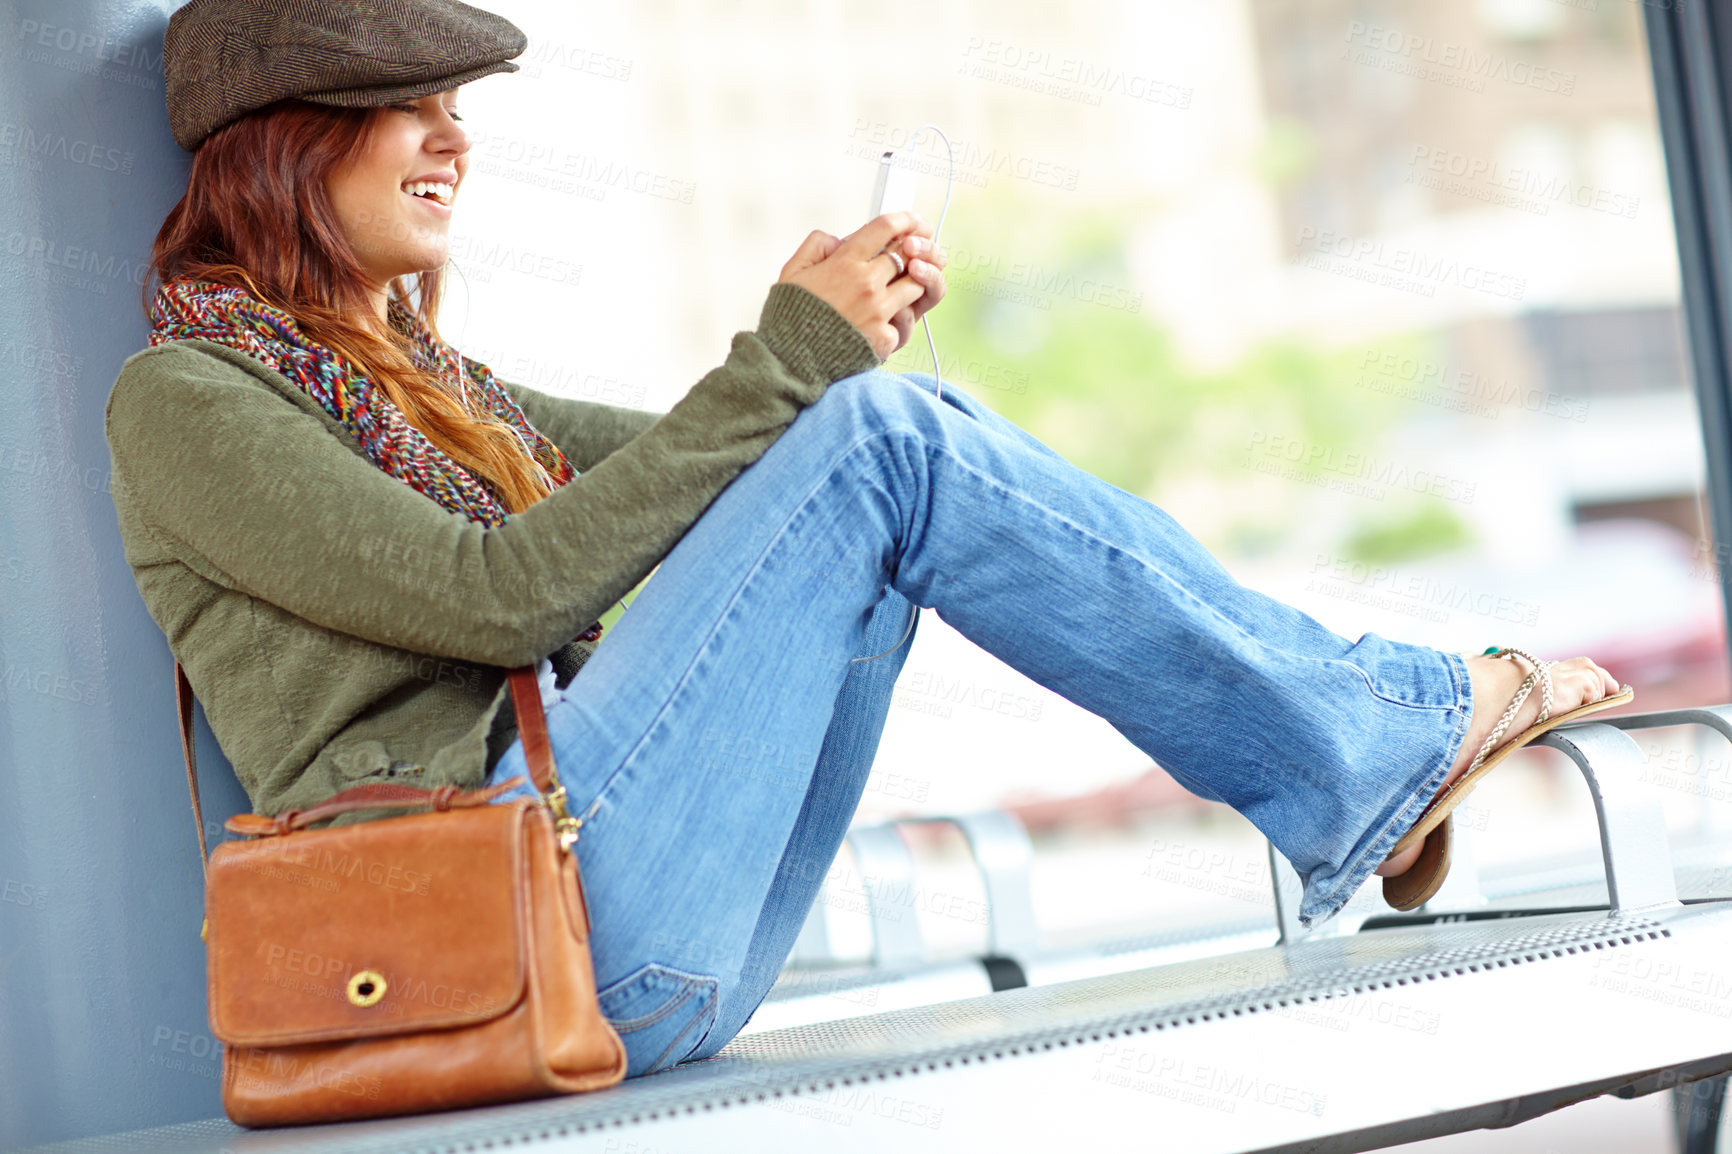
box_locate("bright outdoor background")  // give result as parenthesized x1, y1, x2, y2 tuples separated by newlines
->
(443, 0, 1729, 1017)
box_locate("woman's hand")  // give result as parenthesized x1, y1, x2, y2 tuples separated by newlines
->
(777, 212, 948, 360)
(887, 229, 948, 355)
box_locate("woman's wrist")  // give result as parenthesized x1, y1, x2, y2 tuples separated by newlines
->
(755, 282, 882, 390)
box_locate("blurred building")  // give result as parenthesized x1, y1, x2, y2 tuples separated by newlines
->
(1250, 0, 1700, 533)
(1244, 0, 1721, 705)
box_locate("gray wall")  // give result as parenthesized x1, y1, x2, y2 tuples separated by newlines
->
(0, 1, 250, 1145)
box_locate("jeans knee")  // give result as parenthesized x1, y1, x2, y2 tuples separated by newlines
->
(898, 370, 942, 398)
(813, 368, 938, 439)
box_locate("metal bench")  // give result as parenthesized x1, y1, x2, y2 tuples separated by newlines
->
(25, 707, 1732, 1154)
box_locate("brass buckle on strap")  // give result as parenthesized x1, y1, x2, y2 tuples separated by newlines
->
(543, 783, 583, 852)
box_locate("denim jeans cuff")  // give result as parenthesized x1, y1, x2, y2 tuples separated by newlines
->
(1297, 648, 1471, 926)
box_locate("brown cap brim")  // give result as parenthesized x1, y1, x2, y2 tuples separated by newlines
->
(165, 0, 528, 151)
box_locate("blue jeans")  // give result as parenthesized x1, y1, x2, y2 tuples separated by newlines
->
(485, 368, 1471, 1077)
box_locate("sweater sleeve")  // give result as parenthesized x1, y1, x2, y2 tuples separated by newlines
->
(496, 379, 659, 472)
(105, 282, 881, 668)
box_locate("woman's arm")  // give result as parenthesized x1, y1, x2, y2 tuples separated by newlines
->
(106, 282, 879, 669)
(497, 380, 659, 472)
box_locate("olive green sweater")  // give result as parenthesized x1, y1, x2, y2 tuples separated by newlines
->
(105, 282, 881, 818)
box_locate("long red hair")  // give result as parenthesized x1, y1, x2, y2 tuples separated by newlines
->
(144, 99, 556, 514)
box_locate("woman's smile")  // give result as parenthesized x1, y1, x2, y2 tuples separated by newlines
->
(402, 179, 457, 213)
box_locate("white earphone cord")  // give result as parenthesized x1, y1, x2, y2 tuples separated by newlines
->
(851, 124, 954, 664)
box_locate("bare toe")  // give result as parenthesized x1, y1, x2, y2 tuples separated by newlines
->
(1552, 655, 1622, 712)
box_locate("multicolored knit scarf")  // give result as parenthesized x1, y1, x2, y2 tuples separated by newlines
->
(148, 278, 577, 528)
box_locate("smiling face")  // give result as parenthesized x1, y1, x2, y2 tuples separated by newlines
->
(326, 88, 469, 321)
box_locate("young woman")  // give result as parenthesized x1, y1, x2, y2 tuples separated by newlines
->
(112, 18, 1626, 1081)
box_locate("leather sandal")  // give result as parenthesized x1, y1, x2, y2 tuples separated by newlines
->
(1381, 646, 1634, 911)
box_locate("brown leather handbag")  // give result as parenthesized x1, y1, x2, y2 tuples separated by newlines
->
(175, 662, 629, 1127)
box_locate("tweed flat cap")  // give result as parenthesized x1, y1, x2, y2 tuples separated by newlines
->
(164, 0, 527, 151)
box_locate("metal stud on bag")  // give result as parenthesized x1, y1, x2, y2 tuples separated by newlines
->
(347, 970, 388, 1008)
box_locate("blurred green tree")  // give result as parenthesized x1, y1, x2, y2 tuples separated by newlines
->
(886, 196, 1474, 567)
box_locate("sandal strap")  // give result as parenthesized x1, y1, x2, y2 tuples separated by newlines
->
(1466, 647, 1554, 776)
(1501, 646, 1554, 725)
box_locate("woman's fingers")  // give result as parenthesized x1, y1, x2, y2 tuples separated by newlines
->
(777, 229, 840, 281)
(870, 248, 908, 287)
(867, 237, 942, 290)
(839, 211, 933, 264)
(889, 305, 916, 353)
(887, 269, 928, 312)
(885, 256, 946, 324)
(867, 278, 930, 357)
(900, 234, 946, 270)
(905, 257, 946, 320)
(874, 259, 947, 355)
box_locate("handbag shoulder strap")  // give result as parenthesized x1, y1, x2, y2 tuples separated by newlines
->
(175, 661, 560, 874)
(175, 661, 209, 880)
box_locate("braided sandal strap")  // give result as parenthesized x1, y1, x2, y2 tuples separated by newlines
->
(1505, 646, 1555, 726)
(1465, 647, 1554, 777)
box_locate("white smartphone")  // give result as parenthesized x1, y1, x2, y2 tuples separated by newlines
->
(869, 147, 921, 219)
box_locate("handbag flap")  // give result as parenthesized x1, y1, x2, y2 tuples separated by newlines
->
(206, 802, 529, 1047)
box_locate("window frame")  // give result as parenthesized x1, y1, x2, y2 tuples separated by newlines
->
(1646, 2, 1732, 658)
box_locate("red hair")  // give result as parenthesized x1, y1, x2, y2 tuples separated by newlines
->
(144, 99, 555, 514)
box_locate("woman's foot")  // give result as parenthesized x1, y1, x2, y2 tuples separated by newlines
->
(1373, 651, 1623, 878)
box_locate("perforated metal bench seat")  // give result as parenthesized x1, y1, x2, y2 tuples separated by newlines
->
(20, 899, 1732, 1154)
